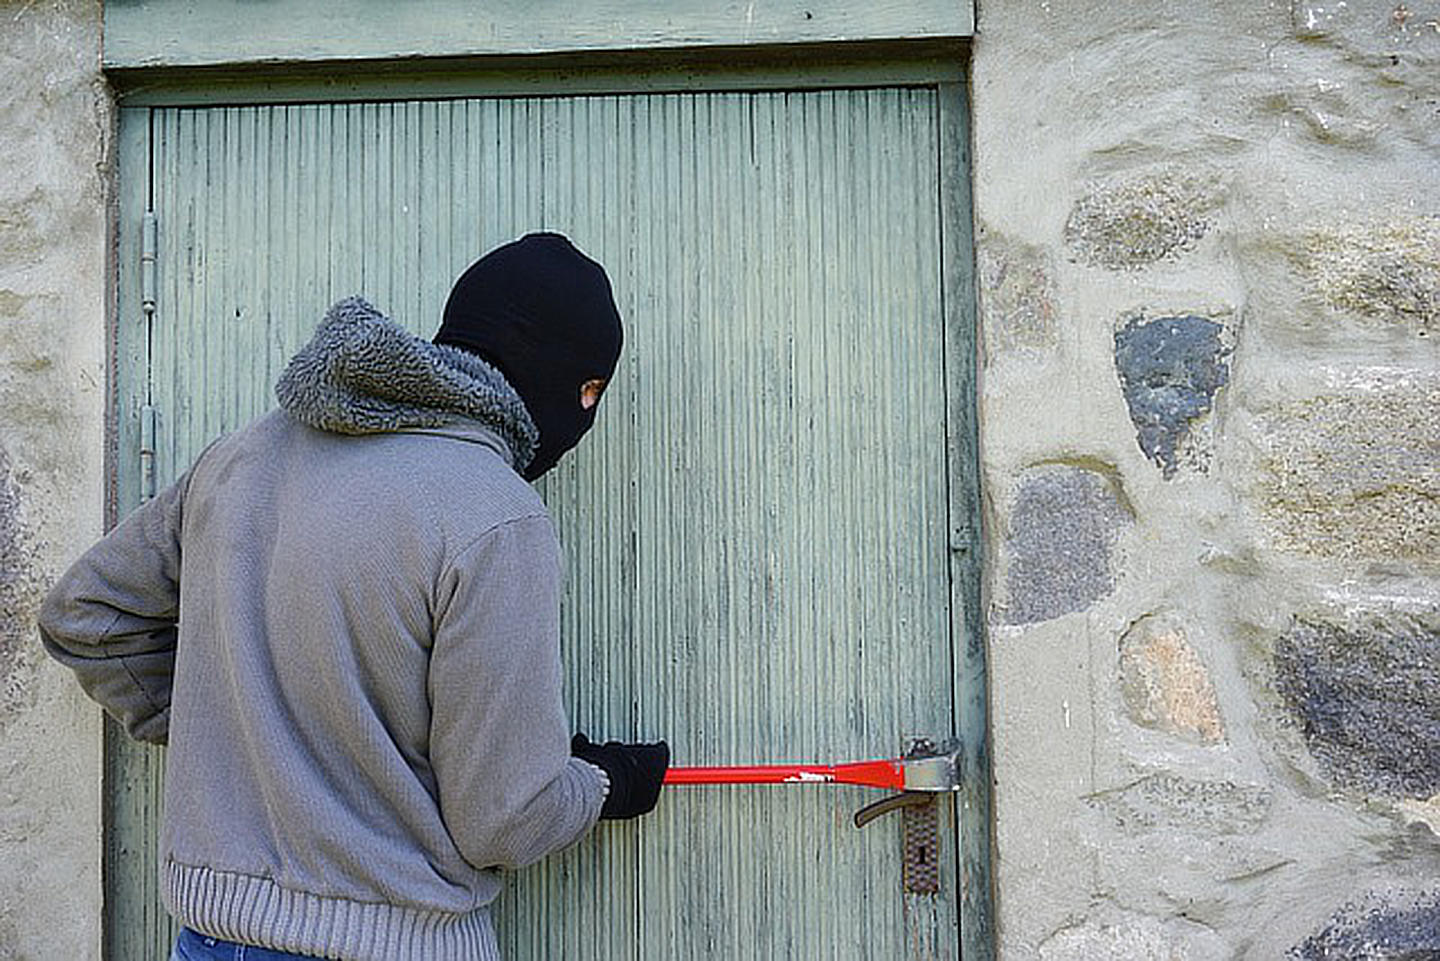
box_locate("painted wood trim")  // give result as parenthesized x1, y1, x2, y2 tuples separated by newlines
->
(112, 49, 966, 108)
(936, 80, 996, 960)
(104, 0, 974, 70)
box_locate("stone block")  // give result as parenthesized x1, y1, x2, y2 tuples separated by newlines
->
(1039, 912, 1228, 961)
(1114, 315, 1230, 479)
(1088, 773, 1272, 837)
(1119, 616, 1225, 744)
(1064, 170, 1224, 270)
(1275, 614, 1440, 799)
(1254, 378, 1440, 562)
(1291, 218, 1440, 334)
(1291, 889, 1440, 960)
(1002, 465, 1132, 625)
(977, 229, 1058, 357)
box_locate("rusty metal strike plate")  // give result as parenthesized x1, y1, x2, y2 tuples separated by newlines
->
(901, 738, 941, 895)
(901, 794, 940, 895)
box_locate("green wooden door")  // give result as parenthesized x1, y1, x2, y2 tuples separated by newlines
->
(113, 78, 986, 961)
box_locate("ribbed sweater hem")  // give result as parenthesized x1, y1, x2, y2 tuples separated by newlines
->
(164, 860, 500, 961)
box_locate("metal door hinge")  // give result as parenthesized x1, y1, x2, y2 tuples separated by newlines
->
(139, 210, 158, 501)
(141, 211, 157, 321)
(140, 404, 157, 501)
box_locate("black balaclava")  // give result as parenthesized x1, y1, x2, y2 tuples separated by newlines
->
(434, 233, 623, 480)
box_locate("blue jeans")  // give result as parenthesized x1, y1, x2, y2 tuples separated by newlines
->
(170, 927, 322, 960)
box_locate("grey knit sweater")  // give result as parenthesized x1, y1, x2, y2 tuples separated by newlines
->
(38, 298, 605, 960)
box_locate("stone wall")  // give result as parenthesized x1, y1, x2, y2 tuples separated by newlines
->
(0, 0, 107, 958)
(972, 1, 1440, 957)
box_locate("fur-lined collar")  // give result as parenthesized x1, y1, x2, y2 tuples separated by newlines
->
(275, 297, 538, 471)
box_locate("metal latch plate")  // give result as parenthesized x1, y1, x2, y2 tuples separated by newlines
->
(902, 795, 940, 895)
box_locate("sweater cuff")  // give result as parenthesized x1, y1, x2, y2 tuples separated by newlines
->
(580, 760, 611, 799)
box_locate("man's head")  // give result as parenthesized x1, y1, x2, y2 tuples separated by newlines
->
(435, 233, 623, 480)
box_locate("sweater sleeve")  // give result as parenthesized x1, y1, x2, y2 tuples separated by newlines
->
(36, 477, 186, 745)
(428, 513, 605, 871)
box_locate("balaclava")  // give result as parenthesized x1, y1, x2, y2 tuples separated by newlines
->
(434, 233, 623, 480)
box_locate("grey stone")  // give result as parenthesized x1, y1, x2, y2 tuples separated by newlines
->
(1291, 889, 1440, 960)
(1064, 171, 1224, 270)
(1275, 614, 1440, 799)
(1088, 773, 1272, 837)
(1114, 315, 1230, 478)
(1254, 380, 1440, 563)
(1003, 465, 1131, 625)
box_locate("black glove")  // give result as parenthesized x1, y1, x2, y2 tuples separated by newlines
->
(571, 733, 670, 820)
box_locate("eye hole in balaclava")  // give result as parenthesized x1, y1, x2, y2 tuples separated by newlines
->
(434, 233, 624, 480)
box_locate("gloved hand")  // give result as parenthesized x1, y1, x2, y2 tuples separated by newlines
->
(571, 733, 670, 820)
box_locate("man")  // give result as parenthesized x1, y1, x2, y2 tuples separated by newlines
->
(39, 233, 668, 961)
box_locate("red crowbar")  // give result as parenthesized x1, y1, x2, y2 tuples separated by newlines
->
(663, 739, 961, 793)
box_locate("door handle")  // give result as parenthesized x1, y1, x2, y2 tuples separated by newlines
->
(850, 739, 952, 896)
(852, 790, 935, 828)
(662, 737, 957, 896)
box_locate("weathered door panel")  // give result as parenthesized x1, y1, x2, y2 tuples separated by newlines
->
(117, 85, 973, 961)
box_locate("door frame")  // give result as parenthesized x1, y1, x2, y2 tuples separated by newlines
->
(108, 55, 992, 960)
